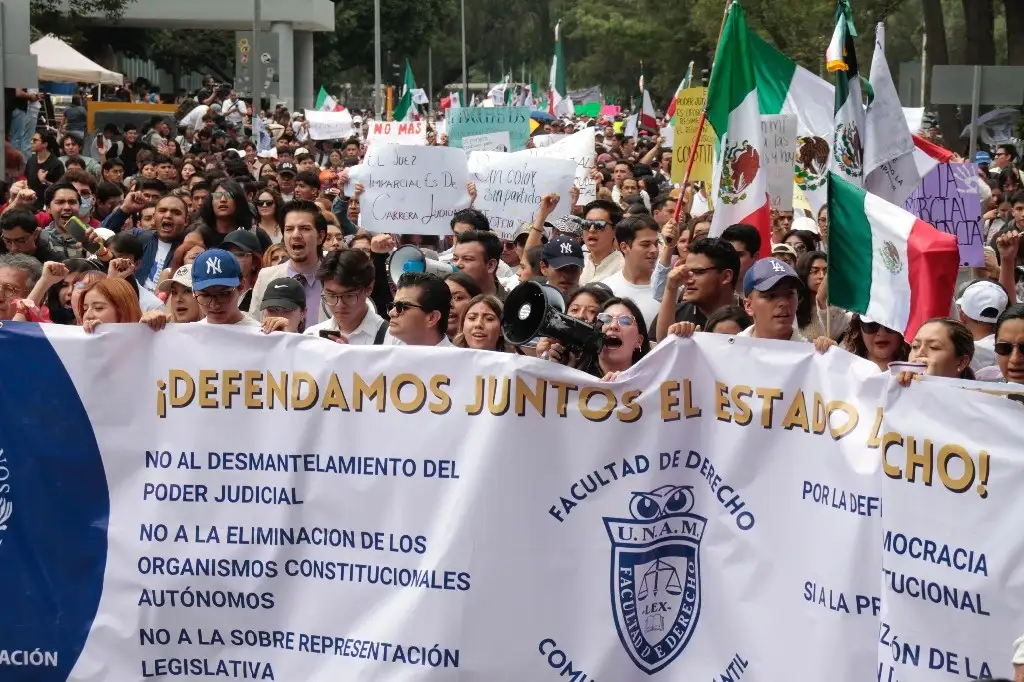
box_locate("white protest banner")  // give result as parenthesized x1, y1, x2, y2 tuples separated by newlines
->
(303, 109, 354, 141)
(660, 125, 675, 148)
(462, 131, 510, 154)
(0, 326, 1018, 682)
(518, 127, 597, 203)
(760, 114, 798, 211)
(359, 144, 469, 235)
(467, 152, 577, 239)
(531, 134, 567, 149)
(367, 120, 427, 146)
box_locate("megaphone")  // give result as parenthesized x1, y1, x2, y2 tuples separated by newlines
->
(502, 281, 605, 354)
(386, 245, 457, 285)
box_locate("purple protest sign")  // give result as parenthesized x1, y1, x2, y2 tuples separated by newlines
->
(903, 162, 985, 267)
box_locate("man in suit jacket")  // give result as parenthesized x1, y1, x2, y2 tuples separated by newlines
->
(248, 199, 332, 327)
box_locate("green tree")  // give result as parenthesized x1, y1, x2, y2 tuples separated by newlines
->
(31, 0, 133, 39)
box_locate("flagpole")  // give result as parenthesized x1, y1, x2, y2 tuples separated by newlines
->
(460, 0, 468, 107)
(671, 0, 733, 224)
(373, 0, 382, 117)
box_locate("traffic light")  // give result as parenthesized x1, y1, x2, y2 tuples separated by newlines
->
(701, 69, 710, 87)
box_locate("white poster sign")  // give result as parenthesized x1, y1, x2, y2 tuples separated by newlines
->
(359, 144, 470, 235)
(0, 327, 1019, 682)
(760, 114, 798, 211)
(303, 109, 354, 141)
(518, 127, 597, 203)
(467, 153, 577, 239)
(367, 120, 427, 145)
(461, 131, 511, 154)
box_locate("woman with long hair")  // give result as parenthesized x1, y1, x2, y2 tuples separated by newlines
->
(898, 317, 976, 385)
(796, 251, 828, 339)
(841, 315, 909, 372)
(255, 188, 283, 244)
(444, 272, 483, 340)
(454, 295, 509, 351)
(170, 178, 255, 269)
(595, 297, 652, 380)
(78, 277, 143, 333)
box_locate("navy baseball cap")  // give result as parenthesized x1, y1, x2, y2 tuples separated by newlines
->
(277, 162, 297, 176)
(191, 249, 242, 291)
(743, 257, 802, 297)
(222, 230, 261, 254)
(542, 235, 584, 269)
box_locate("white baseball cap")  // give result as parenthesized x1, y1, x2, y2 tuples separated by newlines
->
(156, 265, 194, 293)
(956, 280, 1008, 324)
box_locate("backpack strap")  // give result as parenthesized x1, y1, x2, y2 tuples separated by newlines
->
(373, 320, 389, 345)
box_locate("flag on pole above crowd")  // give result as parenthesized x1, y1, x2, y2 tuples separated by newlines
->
(393, 59, 419, 122)
(315, 86, 341, 112)
(638, 60, 645, 95)
(827, 172, 959, 340)
(864, 23, 943, 206)
(706, 2, 771, 247)
(665, 62, 694, 124)
(548, 21, 573, 117)
(827, 0, 866, 188)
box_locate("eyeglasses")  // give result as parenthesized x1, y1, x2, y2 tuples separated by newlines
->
(256, 200, 276, 207)
(788, 242, 807, 253)
(581, 219, 611, 231)
(322, 290, 363, 307)
(994, 341, 1024, 357)
(2, 233, 32, 247)
(860, 320, 896, 335)
(597, 312, 636, 328)
(212, 191, 231, 201)
(0, 283, 24, 297)
(389, 300, 424, 315)
(194, 289, 236, 305)
(687, 266, 719, 277)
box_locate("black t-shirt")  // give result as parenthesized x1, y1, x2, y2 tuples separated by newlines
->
(650, 294, 745, 341)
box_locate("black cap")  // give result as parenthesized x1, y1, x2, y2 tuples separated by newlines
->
(541, 235, 584, 269)
(277, 162, 297, 176)
(260, 277, 306, 311)
(222, 230, 262, 254)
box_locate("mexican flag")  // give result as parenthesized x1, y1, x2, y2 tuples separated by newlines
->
(393, 59, 418, 122)
(706, 2, 770, 246)
(827, 172, 959, 340)
(664, 62, 694, 123)
(549, 22, 573, 117)
(827, 0, 865, 187)
(748, 32, 834, 214)
(315, 86, 340, 112)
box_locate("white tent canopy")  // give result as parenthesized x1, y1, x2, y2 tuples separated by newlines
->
(30, 35, 123, 86)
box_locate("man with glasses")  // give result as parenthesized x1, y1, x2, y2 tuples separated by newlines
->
(191, 249, 261, 326)
(306, 249, 389, 344)
(0, 210, 61, 262)
(653, 237, 741, 342)
(386, 272, 453, 347)
(0, 253, 42, 321)
(579, 199, 624, 285)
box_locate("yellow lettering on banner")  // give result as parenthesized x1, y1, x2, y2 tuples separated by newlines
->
(671, 87, 715, 186)
(881, 431, 991, 498)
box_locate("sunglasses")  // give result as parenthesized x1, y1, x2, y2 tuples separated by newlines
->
(994, 341, 1024, 357)
(860, 320, 896, 335)
(597, 313, 636, 327)
(256, 200, 276, 207)
(389, 301, 424, 315)
(581, 219, 611, 232)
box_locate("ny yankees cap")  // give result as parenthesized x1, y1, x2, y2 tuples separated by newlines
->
(743, 257, 802, 297)
(191, 249, 242, 291)
(260, 277, 306, 311)
(542, 235, 584, 269)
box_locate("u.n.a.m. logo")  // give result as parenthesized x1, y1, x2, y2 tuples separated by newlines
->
(604, 485, 705, 674)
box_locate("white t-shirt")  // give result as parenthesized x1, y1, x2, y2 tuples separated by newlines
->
(600, 270, 660, 332)
(145, 241, 173, 291)
(179, 105, 209, 131)
(222, 99, 247, 127)
(199, 313, 261, 327)
(972, 334, 997, 372)
(138, 286, 165, 313)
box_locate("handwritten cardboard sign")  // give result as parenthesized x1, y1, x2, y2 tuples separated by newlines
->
(903, 163, 985, 267)
(467, 153, 577, 240)
(761, 114, 797, 211)
(518, 127, 597, 203)
(359, 144, 470, 235)
(303, 110, 354, 141)
(671, 88, 714, 186)
(367, 120, 427, 145)
(462, 131, 511, 154)
(446, 107, 532, 151)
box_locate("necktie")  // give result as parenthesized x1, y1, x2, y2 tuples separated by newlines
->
(293, 274, 308, 287)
